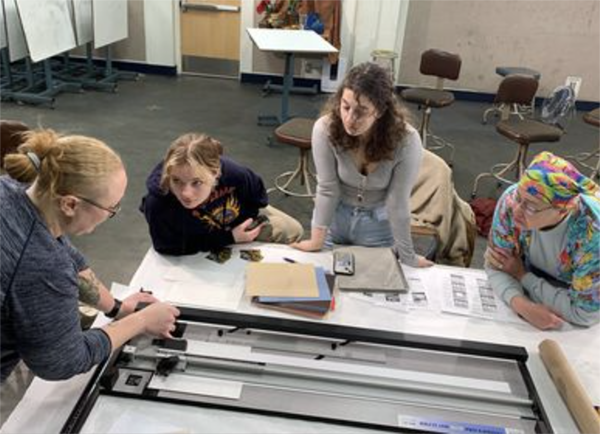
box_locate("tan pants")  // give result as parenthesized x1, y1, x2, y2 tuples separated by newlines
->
(255, 205, 304, 244)
(0, 362, 34, 428)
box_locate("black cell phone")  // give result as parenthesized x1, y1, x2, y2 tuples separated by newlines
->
(247, 214, 269, 231)
(333, 251, 355, 276)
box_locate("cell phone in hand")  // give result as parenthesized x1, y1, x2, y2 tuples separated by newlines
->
(247, 214, 269, 231)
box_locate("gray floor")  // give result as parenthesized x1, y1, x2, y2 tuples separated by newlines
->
(0, 73, 598, 425)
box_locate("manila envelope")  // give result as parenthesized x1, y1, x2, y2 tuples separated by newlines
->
(245, 263, 319, 298)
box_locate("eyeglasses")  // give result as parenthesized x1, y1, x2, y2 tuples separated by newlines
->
(515, 192, 553, 216)
(78, 196, 121, 219)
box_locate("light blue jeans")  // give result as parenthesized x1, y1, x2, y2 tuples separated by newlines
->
(324, 202, 395, 248)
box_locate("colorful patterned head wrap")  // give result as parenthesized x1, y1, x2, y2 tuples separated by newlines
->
(518, 151, 600, 210)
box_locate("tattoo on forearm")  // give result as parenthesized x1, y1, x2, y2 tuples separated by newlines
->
(78, 272, 101, 306)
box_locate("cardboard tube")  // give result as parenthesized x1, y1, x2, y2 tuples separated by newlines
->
(538, 339, 600, 434)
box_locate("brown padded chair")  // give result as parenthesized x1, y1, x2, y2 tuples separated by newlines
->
(569, 108, 599, 180)
(482, 67, 541, 124)
(270, 117, 316, 198)
(482, 74, 539, 124)
(401, 49, 462, 164)
(1, 120, 30, 170)
(471, 75, 563, 198)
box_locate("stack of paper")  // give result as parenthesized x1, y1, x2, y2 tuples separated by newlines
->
(245, 263, 335, 318)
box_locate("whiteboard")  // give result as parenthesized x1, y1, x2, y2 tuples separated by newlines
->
(3, 0, 28, 61)
(92, 0, 127, 49)
(72, 0, 92, 45)
(0, 0, 7, 49)
(16, 0, 76, 62)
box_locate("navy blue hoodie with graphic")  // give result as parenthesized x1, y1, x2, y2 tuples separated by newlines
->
(140, 157, 268, 256)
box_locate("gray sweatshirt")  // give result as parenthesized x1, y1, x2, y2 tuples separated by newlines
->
(485, 214, 599, 327)
(311, 116, 423, 266)
(0, 176, 111, 381)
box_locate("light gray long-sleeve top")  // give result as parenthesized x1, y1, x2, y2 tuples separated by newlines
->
(485, 213, 599, 327)
(311, 116, 423, 266)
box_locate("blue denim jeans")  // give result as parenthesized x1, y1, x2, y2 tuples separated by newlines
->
(324, 202, 395, 248)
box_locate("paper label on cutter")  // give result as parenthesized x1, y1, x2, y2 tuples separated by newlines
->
(397, 415, 525, 434)
(149, 373, 243, 400)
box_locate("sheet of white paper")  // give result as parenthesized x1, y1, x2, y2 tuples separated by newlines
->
(149, 373, 243, 400)
(105, 410, 191, 434)
(402, 267, 443, 311)
(439, 269, 523, 324)
(347, 291, 409, 313)
(255, 243, 334, 273)
(166, 278, 243, 311)
(164, 252, 246, 282)
(186, 341, 252, 359)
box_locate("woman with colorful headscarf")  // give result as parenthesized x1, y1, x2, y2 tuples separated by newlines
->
(485, 151, 599, 329)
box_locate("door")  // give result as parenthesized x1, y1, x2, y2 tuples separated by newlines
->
(180, 0, 241, 78)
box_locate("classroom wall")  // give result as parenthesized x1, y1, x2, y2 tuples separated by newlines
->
(108, 0, 599, 102)
(399, 0, 600, 101)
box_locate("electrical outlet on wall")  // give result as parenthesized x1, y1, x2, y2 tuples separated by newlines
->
(565, 76, 582, 98)
(301, 59, 323, 79)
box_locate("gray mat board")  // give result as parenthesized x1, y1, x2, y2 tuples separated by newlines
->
(92, 0, 127, 49)
(15, 0, 76, 62)
(72, 0, 92, 46)
(4, 0, 28, 62)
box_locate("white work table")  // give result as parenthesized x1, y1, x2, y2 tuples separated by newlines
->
(246, 28, 337, 125)
(246, 28, 338, 55)
(2, 244, 598, 433)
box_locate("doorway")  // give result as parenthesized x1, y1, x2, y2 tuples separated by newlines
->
(180, 0, 241, 78)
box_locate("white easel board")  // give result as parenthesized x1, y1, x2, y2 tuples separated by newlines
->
(15, 0, 76, 63)
(3, 0, 28, 62)
(0, 1, 7, 49)
(72, 0, 92, 46)
(92, 0, 127, 49)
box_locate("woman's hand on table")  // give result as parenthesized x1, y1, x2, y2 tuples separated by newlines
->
(511, 296, 564, 330)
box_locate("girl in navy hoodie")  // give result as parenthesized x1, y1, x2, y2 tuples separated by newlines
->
(141, 133, 303, 255)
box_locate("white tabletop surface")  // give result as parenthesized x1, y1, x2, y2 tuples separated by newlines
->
(246, 28, 337, 54)
(2, 244, 598, 434)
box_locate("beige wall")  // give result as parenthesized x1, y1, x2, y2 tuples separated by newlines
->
(400, 0, 600, 101)
(111, 0, 146, 62)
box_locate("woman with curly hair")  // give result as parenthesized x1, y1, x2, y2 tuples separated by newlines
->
(485, 152, 599, 329)
(292, 62, 432, 267)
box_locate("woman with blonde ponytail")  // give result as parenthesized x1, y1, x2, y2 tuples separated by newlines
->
(0, 129, 180, 382)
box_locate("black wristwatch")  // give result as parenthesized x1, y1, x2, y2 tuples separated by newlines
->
(106, 298, 122, 319)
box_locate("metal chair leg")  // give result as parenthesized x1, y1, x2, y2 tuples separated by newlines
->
(567, 142, 600, 181)
(471, 144, 527, 198)
(271, 149, 315, 198)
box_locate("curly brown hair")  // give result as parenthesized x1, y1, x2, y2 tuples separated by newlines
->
(321, 62, 411, 163)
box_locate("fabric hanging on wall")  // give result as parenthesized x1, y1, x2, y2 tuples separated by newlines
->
(299, 0, 341, 64)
